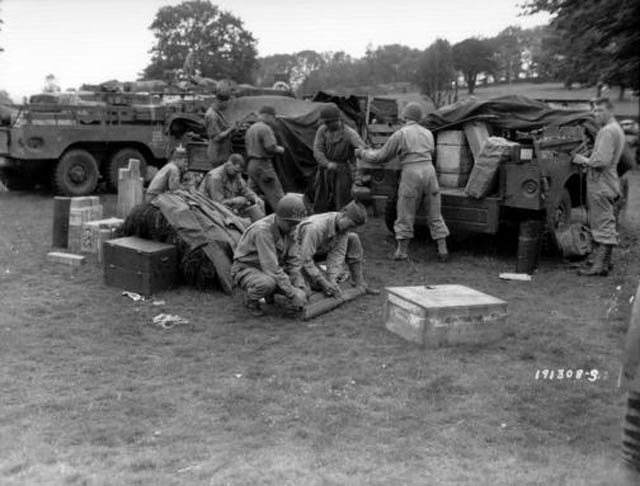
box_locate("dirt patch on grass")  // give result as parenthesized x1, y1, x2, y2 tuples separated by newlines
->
(1, 183, 639, 485)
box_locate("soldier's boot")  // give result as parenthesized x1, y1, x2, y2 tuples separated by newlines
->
(578, 244, 609, 277)
(603, 244, 614, 273)
(393, 239, 410, 261)
(349, 261, 381, 295)
(436, 238, 449, 263)
(243, 293, 264, 316)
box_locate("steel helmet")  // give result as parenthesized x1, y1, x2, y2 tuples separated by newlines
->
(276, 193, 308, 222)
(402, 102, 423, 122)
(320, 104, 341, 122)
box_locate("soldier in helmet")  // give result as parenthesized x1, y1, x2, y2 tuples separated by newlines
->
(296, 200, 378, 297)
(312, 104, 366, 212)
(145, 146, 188, 202)
(231, 193, 308, 316)
(357, 102, 450, 262)
(205, 90, 235, 166)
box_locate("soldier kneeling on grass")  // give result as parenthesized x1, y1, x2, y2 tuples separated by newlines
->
(296, 201, 379, 297)
(198, 153, 266, 221)
(231, 193, 309, 316)
(145, 145, 189, 202)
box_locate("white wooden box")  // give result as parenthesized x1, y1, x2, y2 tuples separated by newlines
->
(80, 217, 124, 255)
(437, 130, 466, 145)
(384, 285, 507, 347)
(436, 144, 473, 174)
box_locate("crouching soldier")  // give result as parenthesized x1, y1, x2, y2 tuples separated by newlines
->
(296, 201, 378, 296)
(231, 193, 308, 316)
(146, 146, 188, 202)
(199, 153, 265, 221)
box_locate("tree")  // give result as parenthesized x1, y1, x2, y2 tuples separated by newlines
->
(143, 0, 258, 83)
(415, 39, 456, 108)
(490, 26, 525, 84)
(452, 38, 495, 94)
(522, 0, 640, 93)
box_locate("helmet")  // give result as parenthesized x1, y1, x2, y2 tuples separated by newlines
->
(276, 193, 308, 222)
(402, 102, 423, 122)
(320, 104, 341, 122)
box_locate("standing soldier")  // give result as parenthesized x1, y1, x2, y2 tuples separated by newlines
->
(205, 90, 235, 166)
(572, 97, 625, 276)
(357, 102, 450, 262)
(199, 154, 265, 221)
(296, 201, 378, 296)
(231, 193, 308, 316)
(313, 104, 366, 212)
(245, 106, 286, 213)
(145, 146, 188, 202)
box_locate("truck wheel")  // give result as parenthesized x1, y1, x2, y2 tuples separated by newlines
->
(384, 194, 397, 235)
(53, 149, 99, 196)
(107, 148, 147, 192)
(545, 188, 572, 251)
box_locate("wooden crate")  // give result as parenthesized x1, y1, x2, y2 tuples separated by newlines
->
(384, 285, 507, 347)
(436, 144, 473, 174)
(80, 217, 124, 255)
(437, 130, 466, 145)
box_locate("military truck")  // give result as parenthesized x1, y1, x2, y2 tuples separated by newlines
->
(354, 96, 608, 256)
(0, 91, 215, 196)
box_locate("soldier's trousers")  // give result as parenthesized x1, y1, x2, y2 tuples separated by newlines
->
(247, 158, 285, 213)
(588, 180, 619, 246)
(395, 163, 449, 241)
(231, 263, 277, 301)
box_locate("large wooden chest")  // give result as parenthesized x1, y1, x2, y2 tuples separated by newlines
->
(384, 285, 507, 347)
(103, 237, 178, 295)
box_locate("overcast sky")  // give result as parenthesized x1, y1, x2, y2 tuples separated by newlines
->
(0, 0, 549, 101)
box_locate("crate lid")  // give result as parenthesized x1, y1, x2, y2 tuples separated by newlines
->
(386, 284, 506, 311)
(105, 236, 176, 252)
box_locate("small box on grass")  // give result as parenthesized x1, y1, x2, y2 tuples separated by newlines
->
(384, 284, 507, 347)
(80, 217, 124, 255)
(103, 236, 178, 295)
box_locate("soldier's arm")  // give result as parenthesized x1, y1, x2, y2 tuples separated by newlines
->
(325, 233, 349, 282)
(347, 126, 366, 149)
(587, 129, 617, 169)
(254, 231, 295, 296)
(207, 174, 226, 203)
(260, 125, 282, 155)
(359, 130, 402, 165)
(297, 226, 324, 285)
(284, 237, 306, 289)
(238, 176, 258, 204)
(167, 166, 182, 192)
(313, 127, 331, 168)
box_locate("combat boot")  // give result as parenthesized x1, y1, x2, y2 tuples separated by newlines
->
(243, 293, 264, 316)
(349, 261, 380, 295)
(578, 244, 608, 277)
(393, 239, 410, 260)
(436, 238, 449, 263)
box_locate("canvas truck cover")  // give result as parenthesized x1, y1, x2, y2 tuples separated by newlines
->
(168, 95, 358, 194)
(422, 95, 597, 136)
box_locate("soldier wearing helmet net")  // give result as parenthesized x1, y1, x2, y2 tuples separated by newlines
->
(357, 102, 450, 262)
(312, 104, 366, 212)
(231, 193, 309, 316)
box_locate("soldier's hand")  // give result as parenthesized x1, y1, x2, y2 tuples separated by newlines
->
(275, 145, 285, 155)
(572, 154, 588, 166)
(290, 287, 308, 308)
(326, 162, 338, 171)
(321, 279, 342, 298)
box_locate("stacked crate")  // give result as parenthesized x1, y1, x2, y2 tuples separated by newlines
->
(67, 197, 103, 252)
(435, 130, 473, 188)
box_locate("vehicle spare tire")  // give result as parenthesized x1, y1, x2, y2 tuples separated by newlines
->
(107, 148, 147, 192)
(52, 149, 99, 196)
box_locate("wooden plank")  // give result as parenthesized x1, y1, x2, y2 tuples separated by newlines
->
(301, 287, 365, 320)
(463, 121, 491, 162)
(52, 197, 71, 248)
(47, 251, 86, 266)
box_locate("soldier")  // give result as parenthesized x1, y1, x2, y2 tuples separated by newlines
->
(573, 97, 626, 276)
(245, 105, 286, 212)
(357, 102, 450, 262)
(231, 193, 308, 316)
(205, 90, 235, 166)
(199, 154, 265, 221)
(296, 201, 378, 296)
(145, 146, 188, 202)
(313, 104, 366, 212)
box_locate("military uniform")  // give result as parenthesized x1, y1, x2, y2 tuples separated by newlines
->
(313, 123, 365, 212)
(231, 214, 304, 302)
(245, 121, 285, 212)
(296, 212, 364, 288)
(198, 164, 263, 218)
(146, 161, 181, 201)
(205, 107, 232, 166)
(360, 121, 449, 241)
(584, 120, 625, 246)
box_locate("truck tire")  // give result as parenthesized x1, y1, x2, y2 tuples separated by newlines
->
(107, 148, 147, 192)
(545, 188, 572, 252)
(53, 149, 99, 196)
(384, 194, 397, 235)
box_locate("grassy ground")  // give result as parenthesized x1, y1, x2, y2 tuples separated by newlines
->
(1, 174, 640, 485)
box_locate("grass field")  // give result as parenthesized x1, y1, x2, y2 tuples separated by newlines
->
(1, 172, 640, 485)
